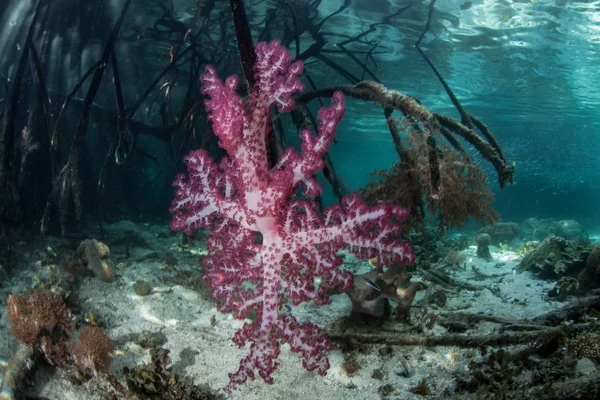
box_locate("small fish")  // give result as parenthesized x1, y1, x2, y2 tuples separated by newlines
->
(363, 278, 382, 292)
(284, 304, 292, 312)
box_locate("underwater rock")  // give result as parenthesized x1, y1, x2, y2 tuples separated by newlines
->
(522, 217, 553, 241)
(64, 239, 115, 282)
(517, 234, 587, 278)
(577, 245, 600, 292)
(346, 262, 422, 325)
(479, 222, 520, 244)
(476, 233, 492, 260)
(575, 358, 596, 375)
(556, 220, 586, 243)
(521, 217, 587, 243)
(133, 280, 152, 296)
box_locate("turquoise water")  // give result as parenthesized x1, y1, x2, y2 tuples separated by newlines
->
(315, 0, 600, 226)
(1, 0, 598, 228)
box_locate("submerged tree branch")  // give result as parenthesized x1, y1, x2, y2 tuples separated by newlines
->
(296, 82, 514, 188)
(41, 0, 132, 235)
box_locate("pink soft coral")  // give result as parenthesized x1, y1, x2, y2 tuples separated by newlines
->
(170, 40, 413, 391)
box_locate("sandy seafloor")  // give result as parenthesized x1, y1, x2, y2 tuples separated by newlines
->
(0, 220, 598, 400)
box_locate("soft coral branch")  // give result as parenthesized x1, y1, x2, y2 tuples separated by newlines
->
(170, 40, 413, 391)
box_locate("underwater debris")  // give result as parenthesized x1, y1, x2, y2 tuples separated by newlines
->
(456, 349, 522, 393)
(413, 308, 438, 331)
(124, 348, 220, 400)
(453, 328, 579, 395)
(371, 367, 385, 380)
(409, 378, 431, 395)
(419, 268, 480, 293)
(84, 312, 99, 327)
(39, 245, 60, 267)
(441, 249, 467, 269)
(377, 383, 395, 397)
(529, 356, 576, 386)
(163, 253, 179, 268)
(396, 357, 412, 378)
(378, 346, 394, 358)
(421, 288, 447, 308)
(138, 331, 167, 349)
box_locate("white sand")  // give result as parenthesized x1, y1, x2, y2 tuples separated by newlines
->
(0, 223, 586, 399)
